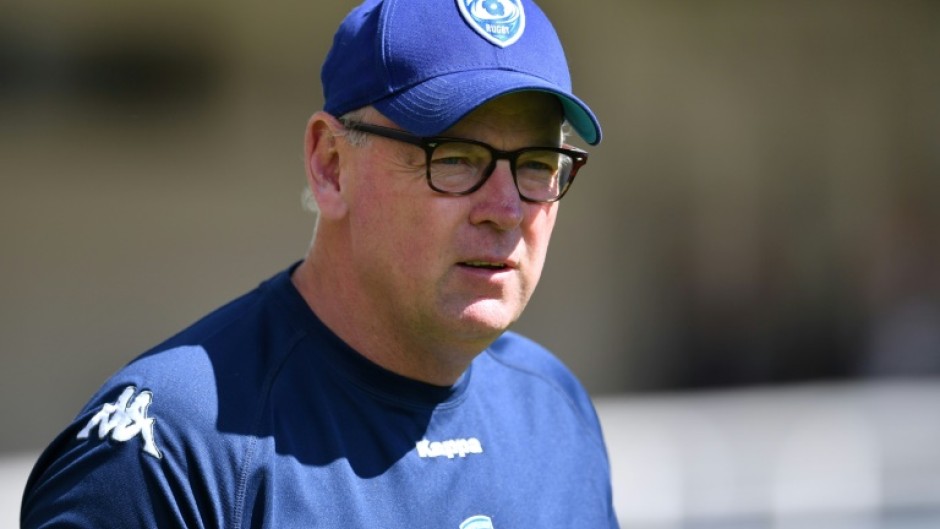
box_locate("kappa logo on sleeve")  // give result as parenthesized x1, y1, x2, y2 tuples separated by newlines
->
(77, 386, 162, 459)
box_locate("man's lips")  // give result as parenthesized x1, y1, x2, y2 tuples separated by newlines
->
(459, 260, 509, 270)
(457, 258, 517, 271)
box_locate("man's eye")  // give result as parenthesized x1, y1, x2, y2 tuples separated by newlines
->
(520, 160, 555, 172)
(433, 156, 472, 166)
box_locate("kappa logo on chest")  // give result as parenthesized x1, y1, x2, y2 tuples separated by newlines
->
(416, 436, 484, 459)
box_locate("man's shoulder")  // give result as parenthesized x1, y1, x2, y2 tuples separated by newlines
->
(478, 331, 610, 463)
(485, 331, 579, 389)
(71, 269, 306, 455)
(149, 270, 287, 354)
(484, 332, 598, 419)
(89, 344, 219, 425)
(22, 271, 305, 527)
(22, 344, 247, 528)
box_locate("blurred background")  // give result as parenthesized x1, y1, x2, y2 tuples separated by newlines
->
(2, 0, 938, 526)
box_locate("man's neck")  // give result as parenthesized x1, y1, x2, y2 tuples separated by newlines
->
(290, 255, 482, 387)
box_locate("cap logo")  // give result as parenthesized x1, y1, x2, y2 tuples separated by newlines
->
(456, 0, 526, 48)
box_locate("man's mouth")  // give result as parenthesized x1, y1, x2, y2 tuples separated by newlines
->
(460, 261, 509, 270)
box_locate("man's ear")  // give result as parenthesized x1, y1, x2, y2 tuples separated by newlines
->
(304, 111, 348, 220)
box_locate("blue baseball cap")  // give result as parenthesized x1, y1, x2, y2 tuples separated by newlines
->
(321, 0, 602, 145)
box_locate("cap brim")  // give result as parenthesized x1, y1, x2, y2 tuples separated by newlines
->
(373, 69, 602, 145)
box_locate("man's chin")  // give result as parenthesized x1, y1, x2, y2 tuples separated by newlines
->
(453, 301, 520, 338)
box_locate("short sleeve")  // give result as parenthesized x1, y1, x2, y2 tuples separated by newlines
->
(22, 346, 233, 528)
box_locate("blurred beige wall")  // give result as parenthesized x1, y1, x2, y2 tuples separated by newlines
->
(2, 0, 939, 453)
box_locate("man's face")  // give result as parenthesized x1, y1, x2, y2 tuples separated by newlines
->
(340, 92, 564, 351)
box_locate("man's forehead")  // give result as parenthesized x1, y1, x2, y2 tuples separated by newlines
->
(442, 92, 565, 140)
(460, 92, 563, 121)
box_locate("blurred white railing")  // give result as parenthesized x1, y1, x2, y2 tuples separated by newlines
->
(596, 379, 940, 528)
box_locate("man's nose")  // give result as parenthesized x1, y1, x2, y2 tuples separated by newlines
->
(468, 160, 524, 230)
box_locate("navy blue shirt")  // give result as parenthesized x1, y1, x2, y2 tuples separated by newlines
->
(22, 266, 618, 528)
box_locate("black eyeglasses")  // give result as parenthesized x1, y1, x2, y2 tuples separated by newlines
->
(341, 121, 588, 203)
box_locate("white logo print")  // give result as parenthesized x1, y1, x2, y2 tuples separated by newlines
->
(460, 515, 495, 529)
(77, 386, 162, 459)
(416, 437, 484, 459)
(457, 0, 526, 48)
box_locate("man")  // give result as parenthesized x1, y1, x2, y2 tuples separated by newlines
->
(22, 0, 615, 527)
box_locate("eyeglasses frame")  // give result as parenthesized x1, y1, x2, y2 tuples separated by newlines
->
(340, 120, 588, 203)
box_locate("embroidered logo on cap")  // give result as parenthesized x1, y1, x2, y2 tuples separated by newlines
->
(457, 0, 526, 48)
